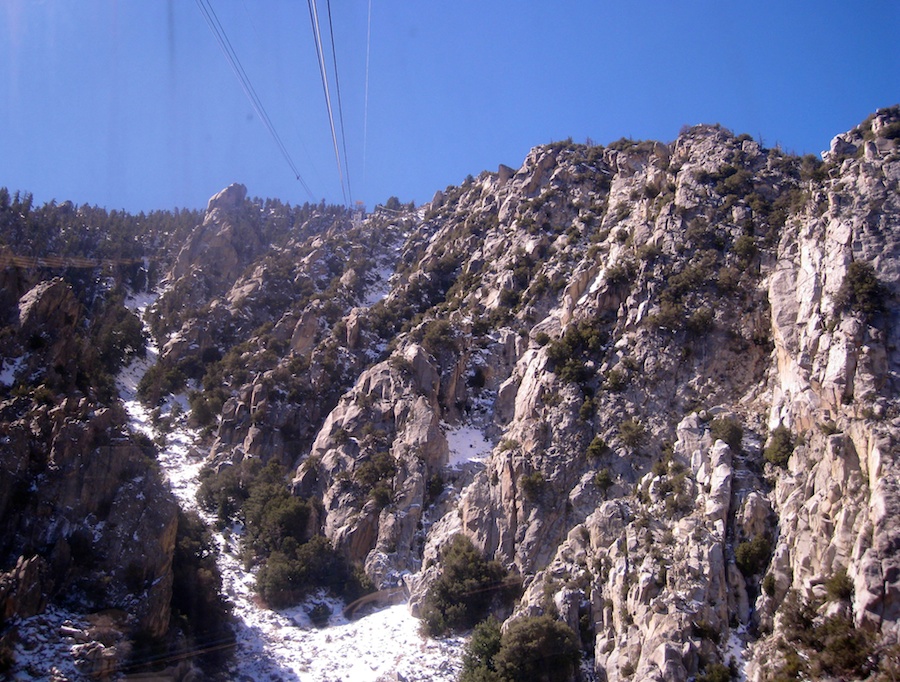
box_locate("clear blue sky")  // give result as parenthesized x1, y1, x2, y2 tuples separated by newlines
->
(2, 1, 898, 213)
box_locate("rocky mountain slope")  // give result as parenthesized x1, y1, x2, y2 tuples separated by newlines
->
(1, 106, 899, 680)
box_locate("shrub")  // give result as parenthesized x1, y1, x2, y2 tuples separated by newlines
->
(835, 261, 887, 319)
(586, 435, 610, 459)
(647, 300, 683, 331)
(197, 464, 246, 524)
(492, 615, 581, 682)
(710, 416, 743, 451)
(810, 614, 873, 678)
(459, 617, 503, 682)
(697, 662, 732, 682)
(420, 535, 519, 637)
(594, 468, 613, 492)
(733, 234, 757, 263)
(764, 425, 794, 467)
(619, 418, 645, 448)
(686, 307, 714, 336)
(170, 509, 234, 669)
(256, 535, 371, 608)
(578, 397, 595, 421)
(242, 462, 314, 556)
(353, 451, 397, 502)
(825, 568, 853, 602)
(762, 573, 776, 597)
(735, 535, 771, 577)
(545, 316, 611, 385)
(605, 368, 627, 391)
(520, 472, 545, 501)
(777, 590, 874, 680)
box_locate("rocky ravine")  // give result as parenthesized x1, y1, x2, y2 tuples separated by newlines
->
(1, 106, 899, 680)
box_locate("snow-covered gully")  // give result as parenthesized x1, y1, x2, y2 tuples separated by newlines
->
(118, 292, 468, 681)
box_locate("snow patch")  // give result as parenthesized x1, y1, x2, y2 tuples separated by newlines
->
(361, 264, 394, 307)
(723, 626, 749, 681)
(445, 424, 492, 468)
(0, 355, 25, 386)
(113, 288, 469, 680)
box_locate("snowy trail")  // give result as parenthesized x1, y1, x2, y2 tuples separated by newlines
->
(117, 291, 467, 681)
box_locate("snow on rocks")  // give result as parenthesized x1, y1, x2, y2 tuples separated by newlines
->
(0, 355, 25, 386)
(115, 289, 468, 681)
(8, 606, 90, 682)
(445, 423, 492, 468)
(362, 263, 395, 307)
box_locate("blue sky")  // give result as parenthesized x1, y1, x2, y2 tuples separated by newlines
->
(1, 1, 898, 213)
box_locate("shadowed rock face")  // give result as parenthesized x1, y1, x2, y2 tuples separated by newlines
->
(0, 398, 178, 639)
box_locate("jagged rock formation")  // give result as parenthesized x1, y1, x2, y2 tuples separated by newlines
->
(145, 106, 900, 681)
(3, 106, 900, 680)
(233, 106, 893, 680)
(0, 205, 214, 677)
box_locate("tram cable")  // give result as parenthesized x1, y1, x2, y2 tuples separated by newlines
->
(195, 0, 314, 199)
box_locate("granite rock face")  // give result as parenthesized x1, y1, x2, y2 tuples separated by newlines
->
(272, 108, 900, 680)
(6, 107, 899, 680)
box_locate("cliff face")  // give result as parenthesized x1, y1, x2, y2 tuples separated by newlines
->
(216, 107, 895, 680)
(0, 274, 181, 679)
(3, 107, 899, 679)
(144, 108, 899, 680)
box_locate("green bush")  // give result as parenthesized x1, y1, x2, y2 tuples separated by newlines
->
(256, 535, 371, 609)
(605, 368, 627, 391)
(619, 418, 645, 448)
(835, 261, 887, 319)
(777, 590, 874, 680)
(420, 318, 456, 355)
(242, 462, 314, 556)
(545, 316, 609, 385)
(170, 509, 234, 669)
(586, 435, 610, 459)
(353, 451, 397, 504)
(710, 416, 743, 451)
(594, 468, 613, 491)
(520, 471, 545, 502)
(493, 615, 581, 682)
(647, 300, 683, 331)
(460, 617, 503, 682)
(764, 426, 794, 467)
(697, 662, 732, 682)
(733, 234, 757, 262)
(420, 535, 519, 637)
(198, 459, 371, 609)
(825, 568, 853, 602)
(735, 535, 771, 577)
(686, 307, 714, 336)
(197, 463, 247, 524)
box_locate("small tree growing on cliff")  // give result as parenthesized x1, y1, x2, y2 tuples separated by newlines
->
(764, 425, 794, 467)
(420, 535, 519, 637)
(835, 261, 887, 320)
(459, 614, 581, 682)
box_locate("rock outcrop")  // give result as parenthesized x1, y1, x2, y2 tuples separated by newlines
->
(276, 106, 900, 680)
(5, 105, 900, 681)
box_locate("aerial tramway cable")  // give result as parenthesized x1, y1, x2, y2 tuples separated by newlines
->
(195, 0, 314, 200)
(307, 0, 348, 205)
(325, 0, 353, 204)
